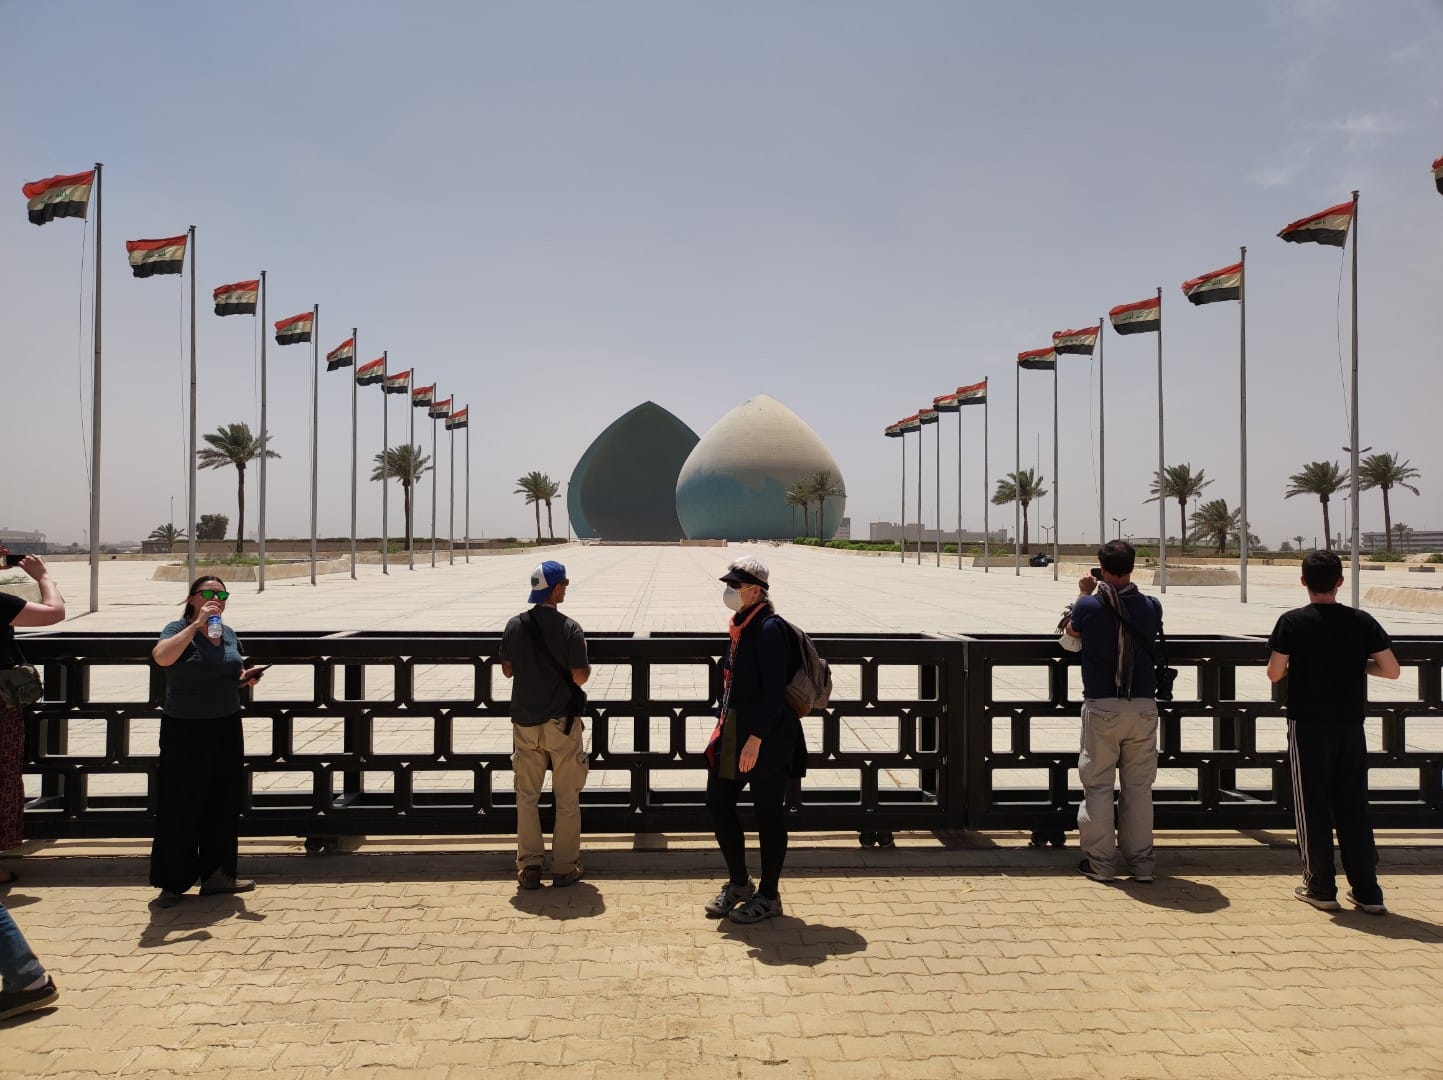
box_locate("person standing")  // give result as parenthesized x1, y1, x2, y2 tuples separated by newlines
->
(500, 561, 590, 890)
(1267, 551, 1400, 915)
(1063, 540, 1162, 884)
(704, 557, 805, 924)
(0, 553, 65, 885)
(149, 577, 267, 907)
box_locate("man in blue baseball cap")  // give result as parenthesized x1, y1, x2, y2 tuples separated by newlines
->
(499, 561, 591, 890)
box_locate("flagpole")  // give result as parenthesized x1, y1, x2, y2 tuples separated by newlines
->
(1014, 363, 1020, 575)
(899, 432, 906, 564)
(1097, 317, 1105, 549)
(1156, 286, 1167, 593)
(955, 408, 962, 570)
(915, 416, 922, 566)
(88, 163, 103, 612)
(448, 421, 455, 565)
(431, 408, 438, 568)
(350, 326, 358, 581)
(381, 351, 389, 576)
(464, 418, 471, 563)
(257, 271, 268, 592)
(935, 416, 941, 567)
(1349, 190, 1361, 609)
(1239, 246, 1248, 604)
(309, 303, 319, 587)
(1051, 361, 1059, 581)
(186, 225, 197, 587)
(983, 378, 990, 573)
(407, 368, 415, 572)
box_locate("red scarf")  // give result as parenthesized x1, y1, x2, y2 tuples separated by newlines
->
(705, 602, 769, 765)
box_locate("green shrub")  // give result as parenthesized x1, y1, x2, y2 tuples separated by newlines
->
(1427, 553, 1443, 564)
(1368, 551, 1405, 563)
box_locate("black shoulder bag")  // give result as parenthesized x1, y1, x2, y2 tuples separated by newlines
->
(519, 610, 586, 734)
(1113, 598, 1178, 703)
(0, 641, 43, 709)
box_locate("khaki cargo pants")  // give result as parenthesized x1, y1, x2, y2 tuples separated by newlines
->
(513, 717, 589, 874)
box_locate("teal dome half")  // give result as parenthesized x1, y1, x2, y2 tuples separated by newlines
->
(568, 402, 698, 541)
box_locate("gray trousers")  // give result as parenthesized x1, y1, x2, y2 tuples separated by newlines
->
(1077, 696, 1159, 878)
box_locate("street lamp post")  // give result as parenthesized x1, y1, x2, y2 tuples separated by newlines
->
(1112, 516, 1126, 540)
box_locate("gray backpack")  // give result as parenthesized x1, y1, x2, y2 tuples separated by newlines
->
(777, 616, 832, 717)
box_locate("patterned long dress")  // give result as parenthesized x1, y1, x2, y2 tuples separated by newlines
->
(0, 702, 23, 851)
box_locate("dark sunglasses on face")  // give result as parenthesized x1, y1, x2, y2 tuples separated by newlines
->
(196, 589, 229, 601)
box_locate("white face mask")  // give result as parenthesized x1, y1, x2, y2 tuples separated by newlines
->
(722, 586, 744, 611)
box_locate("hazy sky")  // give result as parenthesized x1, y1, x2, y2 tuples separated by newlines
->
(4, 1, 1441, 549)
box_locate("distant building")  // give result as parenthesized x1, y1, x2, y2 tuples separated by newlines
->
(0, 527, 48, 556)
(1361, 529, 1442, 554)
(868, 522, 1007, 545)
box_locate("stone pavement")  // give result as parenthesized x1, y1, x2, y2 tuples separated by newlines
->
(3, 832, 1442, 1079)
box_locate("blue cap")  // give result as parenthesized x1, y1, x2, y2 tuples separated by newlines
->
(528, 560, 568, 604)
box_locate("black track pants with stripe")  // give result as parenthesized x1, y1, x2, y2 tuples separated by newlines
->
(1288, 719, 1381, 905)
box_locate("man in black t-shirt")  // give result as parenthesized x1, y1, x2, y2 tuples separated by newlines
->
(1268, 551, 1400, 915)
(499, 561, 590, 891)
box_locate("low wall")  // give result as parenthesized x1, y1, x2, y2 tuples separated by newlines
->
(1365, 586, 1443, 614)
(152, 558, 352, 583)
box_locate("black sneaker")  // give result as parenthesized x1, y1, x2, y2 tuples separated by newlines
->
(1346, 890, 1387, 915)
(1294, 886, 1341, 911)
(0, 976, 59, 1022)
(705, 879, 756, 919)
(728, 893, 782, 924)
(1077, 859, 1116, 883)
(198, 872, 255, 897)
(517, 866, 543, 891)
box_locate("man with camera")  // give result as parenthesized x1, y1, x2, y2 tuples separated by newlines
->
(1062, 540, 1164, 884)
(499, 561, 591, 890)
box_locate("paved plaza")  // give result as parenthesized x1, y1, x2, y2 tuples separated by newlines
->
(4, 545, 1442, 1078)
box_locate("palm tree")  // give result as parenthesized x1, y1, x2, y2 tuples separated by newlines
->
(147, 523, 185, 546)
(196, 422, 281, 555)
(1188, 499, 1241, 555)
(1284, 460, 1349, 552)
(1292, 534, 1306, 552)
(1146, 464, 1212, 555)
(991, 468, 1048, 553)
(808, 470, 846, 540)
(515, 471, 560, 541)
(1393, 522, 1413, 552)
(784, 483, 810, 539)
(1357, 452, 1421, 553)
(371, 444, 431, 551)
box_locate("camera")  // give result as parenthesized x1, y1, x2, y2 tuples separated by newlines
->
(1089, 567, 1103, 580)
(1155, 665, 1178, 702)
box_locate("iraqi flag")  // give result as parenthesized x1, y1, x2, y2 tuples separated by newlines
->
(933, 389, 962, 412)
(918, 407, 939, 426)
(125, 235, 187, 278)
(897, 413, 922, 434)
(1182, 262, 1242, 305)
(275, 311, 314, 345)
(384, 370, 410, 395)
(1434, 155, 1443, 195)
(1017, 347, 1056, 371)
(1108, 297, 1160, 335)
(412, 383, 435, 408)
(1278, 200, 1354, 247)
(1052, 326, 1098, 355)
(429, 395, 453, 420)
(884, 420, 905, 438)
(326, 338, 356, 371)
(23, 170, 94, 225)
(213, 279, 258, 317)
(356, 357, 385, 386)
(955, 380, 987, 406)
(445, 407, 469, 431)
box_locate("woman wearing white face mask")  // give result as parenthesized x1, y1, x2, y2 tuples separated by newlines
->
(703, 557, 803, 924)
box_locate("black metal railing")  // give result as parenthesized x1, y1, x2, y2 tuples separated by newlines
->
(18, 632, 1442, 840)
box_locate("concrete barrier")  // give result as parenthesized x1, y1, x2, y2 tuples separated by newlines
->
(152, 558, 352, 583)
(1366, 586, 1443, 614)
(1142, 567, 1239, 586)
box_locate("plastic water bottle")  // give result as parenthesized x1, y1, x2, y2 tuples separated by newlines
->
(206, 615, 223, 645)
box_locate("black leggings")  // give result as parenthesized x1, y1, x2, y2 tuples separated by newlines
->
(706, 770, 789, 899)
(149, 713, 245, 893)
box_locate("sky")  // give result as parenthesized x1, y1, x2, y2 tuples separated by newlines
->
(3, 0, 1442, 550)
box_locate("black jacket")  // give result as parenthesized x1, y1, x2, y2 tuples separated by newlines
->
(721, 604, 806, 780)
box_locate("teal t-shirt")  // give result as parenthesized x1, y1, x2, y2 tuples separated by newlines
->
(159, 619, 246, 719)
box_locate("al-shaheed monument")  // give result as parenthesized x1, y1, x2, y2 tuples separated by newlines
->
(566, 394, 846, 542)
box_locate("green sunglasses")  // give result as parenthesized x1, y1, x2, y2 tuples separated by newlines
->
(196, 589, 230, 601)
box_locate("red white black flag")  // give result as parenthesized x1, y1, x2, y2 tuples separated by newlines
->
(412, 384, 435, 408)
(955, 380, 987, 405)
(429, 395, 453, 420)
(1434, 155, 1443, 195)
(213, 279, 259, 317)
(125, 235, 187, 277)
(1278, 200, 1354, 247)
(445, 407, 469, 431)
(1108, 297, 1160, 335)
(275, 311, 314, 345)
(325, 338, 356, 371)
(1052, 327, 1098, 355)
(356, 358, 385, 386)
(884, 420, 905, 438)
(918, 407, 940, 426)
(23, 170, 94, 225)
(1017, 347, 1056, 371)
(897, 413, 921, 434)
(1182, 263, 1242, 305)
(384, 371, 410, 395)
(933, 390, 962, 412)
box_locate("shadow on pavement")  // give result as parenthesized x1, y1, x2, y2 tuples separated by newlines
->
(1114, 875, 1230, 913)
(715, 916, 868, 967)
(0, 890, 40, 910)
(508, 880, 606, 920)
(1328, 909, 1443, 942)
(139, 894, 264, 948)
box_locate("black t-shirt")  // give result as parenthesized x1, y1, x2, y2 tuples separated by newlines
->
(0, 591, 24, 666)
(1268, 603, 1392, 724)
(498, 605, 588, 726)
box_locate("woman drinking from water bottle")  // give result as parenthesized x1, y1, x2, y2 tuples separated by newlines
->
(149, 576, 265, 907)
